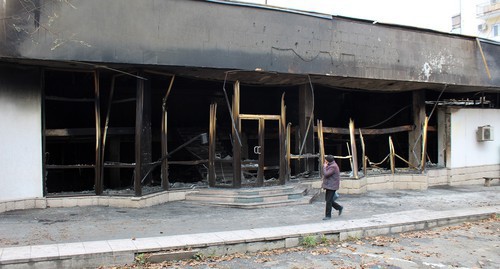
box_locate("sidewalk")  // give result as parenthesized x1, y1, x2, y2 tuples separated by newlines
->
(0, 184, 499, 268)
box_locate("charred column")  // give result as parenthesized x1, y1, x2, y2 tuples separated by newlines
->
(409, 90, 425, 168)
(94, 71, 103, 195)
(208, 103, 217, 187)
(232, 82, 242, 188)
(298, 84, 315, 173)
(134, 73, 152, 196)
(279, 93, 286, 184)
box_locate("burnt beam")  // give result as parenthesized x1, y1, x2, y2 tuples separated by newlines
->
(319, 125, 416, 135)
(134, 72, 152, 196)
(94, 71, 103, 195)
(232, 81, 242, 188)
(409, 90, 426, 167)
(298, 84, 315, 172)
(161, 75, 175, 191)
(208, 103, 217, 187)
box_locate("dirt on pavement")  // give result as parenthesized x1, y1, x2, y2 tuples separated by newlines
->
(98, 215, 499, 269)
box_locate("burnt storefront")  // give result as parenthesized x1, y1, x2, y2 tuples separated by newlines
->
(1, 0, 499, 201)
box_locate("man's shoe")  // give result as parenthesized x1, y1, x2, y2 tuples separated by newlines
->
(322, 216, 331, 220)
(338, 206, 343, 216)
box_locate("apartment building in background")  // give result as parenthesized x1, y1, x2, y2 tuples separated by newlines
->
(453, 0, 500, 41)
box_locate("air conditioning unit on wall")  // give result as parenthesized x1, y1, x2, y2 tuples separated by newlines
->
(478, 23, 488, 32)
(477, 125, 494, 142)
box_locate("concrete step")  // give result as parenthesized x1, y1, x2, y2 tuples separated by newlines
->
(192, 195, 315, 209)
(186, 184, 315, 208)
(186, 190, 306, 203)
(190, 185, 296, 196)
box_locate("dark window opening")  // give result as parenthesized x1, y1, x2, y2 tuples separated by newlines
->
(43, 68, 496, 195)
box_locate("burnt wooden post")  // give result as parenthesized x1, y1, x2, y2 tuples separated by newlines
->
(359, 130, 367, 177)
(286, 123, 291, 180)
(437, 108, 448, 168)
(298, 84, 315, 173)
(101, 74, 118, 189)
(208, 103, 217, 187)
(161, 75, 175, 190)
(161, 110, 169, 190)
(389, 136, 395, 174)
(257, 118, 265, 186)
(317, 120, 325, 178)
(279, 93, 286, 185)
(349, 119, 359, 179)
(41, 70, 47, 197)
(421, 116, 429, 173)
(134, 72, 152, 196)
(409, 90, 425, 168)
(94, 71, 103, 195)
(134, 75, 144, 196)
(232, 81, 242, 188)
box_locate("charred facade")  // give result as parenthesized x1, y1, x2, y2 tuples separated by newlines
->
(0, 0, 499, 199)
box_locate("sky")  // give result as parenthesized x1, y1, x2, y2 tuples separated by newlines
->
(239, 0, 461, 33)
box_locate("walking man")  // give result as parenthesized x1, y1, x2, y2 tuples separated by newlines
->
(322, 155, 343, 220)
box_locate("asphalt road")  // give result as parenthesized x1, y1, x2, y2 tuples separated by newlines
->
(99, 215, 499, 269)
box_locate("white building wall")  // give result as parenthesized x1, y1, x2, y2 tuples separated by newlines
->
(459, 0, 482, 36)
(449, 108, 500, 168)
(0, 68, 43, 201)
(454, 0, 500, 41)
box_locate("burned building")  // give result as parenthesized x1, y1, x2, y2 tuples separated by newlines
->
(0, 0, 499, 209)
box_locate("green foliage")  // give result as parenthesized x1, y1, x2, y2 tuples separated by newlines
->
(320, 235, 329, 244)
(346, 235, 360, 241)
(302, 235, 317, 248)
(193, 252, 205, 261)
(135, 253, 146, 265)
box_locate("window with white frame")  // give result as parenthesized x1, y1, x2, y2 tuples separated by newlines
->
(494, 24, 499, 37)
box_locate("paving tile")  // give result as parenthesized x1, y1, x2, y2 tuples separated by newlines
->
(345, 219, 378, 229)
(131, 237, 163, 252)
(261, 226, 303, 239)
(107, 239, 138, 253)
(311, 220, 346, 233)
(246, 227, 294, 240)
(0, 246, 31, 262)
(31, 244, 59, 260)
(380, 216, 418, 226)
(213, 230, 253, 244)
(213, 230, 262, 244)
(58, 242, 86, 258)
(225, 229, 260, 243)
(178, 232, 223, 247)
(316, 218, 347, 227)
(83, 241, 112, 254)
(246, 227, 274, 240)
(155, 235, 186, 249)
(284, 224, 328, 237)
(292, 223, 337, 234)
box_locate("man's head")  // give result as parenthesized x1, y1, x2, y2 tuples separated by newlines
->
(325, 155, 335, 163)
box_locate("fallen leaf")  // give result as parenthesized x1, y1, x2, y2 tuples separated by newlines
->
(310, 248, 332, 255)
(255, 258, 271, 263)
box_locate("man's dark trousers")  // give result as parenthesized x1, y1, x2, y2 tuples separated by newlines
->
(325, 189, 342, 218)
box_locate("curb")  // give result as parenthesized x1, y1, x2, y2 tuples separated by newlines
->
(1, 206, 498, 269)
